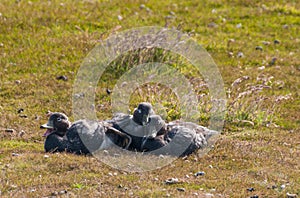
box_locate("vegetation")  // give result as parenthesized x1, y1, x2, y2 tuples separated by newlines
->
(0, 0, 299, 197)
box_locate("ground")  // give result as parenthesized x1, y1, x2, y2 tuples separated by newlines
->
(0, 0, 299, 197)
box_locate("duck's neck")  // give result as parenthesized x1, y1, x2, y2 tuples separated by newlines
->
(55, 129, 68, 137)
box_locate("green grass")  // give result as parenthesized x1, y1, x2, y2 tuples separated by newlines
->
(0, 0, 299, 197)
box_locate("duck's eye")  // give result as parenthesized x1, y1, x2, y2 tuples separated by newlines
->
(57, 117, 62, 122)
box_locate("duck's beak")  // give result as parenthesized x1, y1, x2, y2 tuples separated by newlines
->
(40, 119, 54, 129)
(40, 121, 54, 137)
(40, 124, 52, 129)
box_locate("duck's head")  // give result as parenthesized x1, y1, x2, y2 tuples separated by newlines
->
(40, 112, 71, 137)
(133, 102, 154, 126)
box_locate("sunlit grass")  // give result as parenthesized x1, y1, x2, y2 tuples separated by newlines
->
(0, 0, 299, 197)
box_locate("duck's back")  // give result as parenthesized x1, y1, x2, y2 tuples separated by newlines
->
(166, 126, 205, 156)
(108, 113, 166, 151)
(165, 121, 218, 156)
(67, 120, 106, 154)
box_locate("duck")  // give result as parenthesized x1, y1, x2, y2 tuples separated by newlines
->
(40, 112, 70, 153)
(108, 102, 167, 151)
(40, 112, 132, 154)
(141, 120, 219, 157)
(66, 119, 131, 154)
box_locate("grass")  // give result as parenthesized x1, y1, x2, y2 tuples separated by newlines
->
(0, 0, 299, 197)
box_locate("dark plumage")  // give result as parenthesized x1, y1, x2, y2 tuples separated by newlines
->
(141, 134, 167, 152)
(41, 113, 131, 154)
(40, 103, 218, 157)
(40, 112, 70, 153)
(66, 120, 131, 154)
(109, 111, 166, 151)
(141, 120, 219, 157)
(132, 102, 154, 125)
(44, 133, 69, 153)
(66, 120, 104, 154)
(109, 103, 166, 151)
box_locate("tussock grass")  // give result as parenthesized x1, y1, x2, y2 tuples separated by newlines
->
(0, 0, 299, 197)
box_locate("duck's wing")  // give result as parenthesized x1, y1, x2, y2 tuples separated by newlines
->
(194, 125, 219, 140)
(164, 120, 220, 156)
(167, 120, 219, 140)
(106, 113, 132, 131)
(103, 122, 132, 150)
(107, 113, 131, 125)
(164, 126, 205, 156)
(108, 114, 167, 152)
(140, 135, 167, 152)
(67, 120, 106, 154)
(106, 114, 142, 150)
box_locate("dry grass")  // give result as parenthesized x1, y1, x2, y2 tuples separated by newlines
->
(0, 0, 299, 197)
